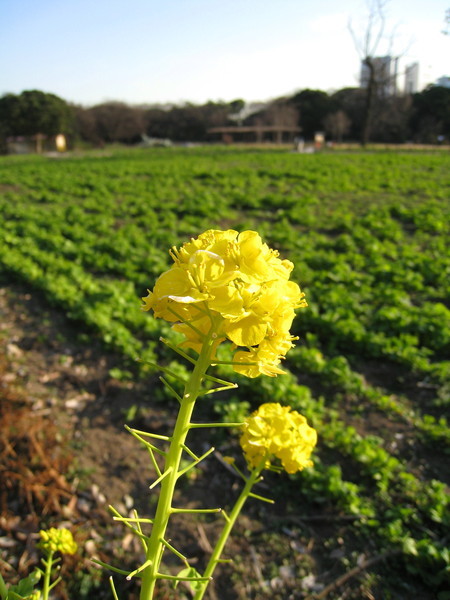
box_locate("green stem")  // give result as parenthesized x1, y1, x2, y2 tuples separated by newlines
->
(139, 321, 219, 600)
(193, 457, 267, 600)
(41, 551, 54, 600)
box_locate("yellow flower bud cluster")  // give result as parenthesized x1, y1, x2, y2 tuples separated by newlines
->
(142, 230, 307, 377)
(38, 528, 78, 555)
(240, 403, 317, 474)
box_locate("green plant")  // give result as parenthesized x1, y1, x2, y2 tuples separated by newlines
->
(0, 528, 78, 600)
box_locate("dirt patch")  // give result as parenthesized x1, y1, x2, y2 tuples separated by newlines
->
(0, 284, 330, 599)
(0, 283, 440, 600)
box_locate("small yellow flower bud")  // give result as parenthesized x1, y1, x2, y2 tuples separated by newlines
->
(38, 528, 78, 555)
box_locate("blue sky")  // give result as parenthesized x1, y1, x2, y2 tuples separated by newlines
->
(1, 0, 448, 106)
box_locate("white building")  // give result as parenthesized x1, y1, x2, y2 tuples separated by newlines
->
(436, 76, 450, 88)
(360, 56, 399, 96)
(405, 63, 419, 94)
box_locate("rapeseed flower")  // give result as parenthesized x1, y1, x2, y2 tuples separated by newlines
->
(38, 528, 78, 555)
(142, 229, 307, 377)
(240, 403, 317, 473)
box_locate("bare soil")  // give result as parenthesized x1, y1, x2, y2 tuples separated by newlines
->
(0, 283, 439, 600)
(0, 284, 330, 600)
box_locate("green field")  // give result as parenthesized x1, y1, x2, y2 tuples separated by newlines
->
(1, 147, 449, 599)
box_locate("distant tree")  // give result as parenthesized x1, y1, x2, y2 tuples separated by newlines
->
(86, 102, 146, 144)
(331, 88, 366, 140)
(0, 90, 73, 138)
(248, 99, 298, 127)
(443, 8, 450, 35)
(323, 110, 351, 142)
(145, 107, 174, 139)
(0, 94, 18, 152)
(72, 104, 100, 145)
(197, 101, 233, 129)
(147, 104, 207, 141)
(371, 94, 413, 142)
(410, 86, 450, 142)
(228, 99, 245, 115)
(349, 0, 402, 145)
(146, 100, 238, 142)
(289, 89, 333, 139)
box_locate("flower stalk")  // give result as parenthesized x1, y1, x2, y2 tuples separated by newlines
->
(104, 229, 316, 600)
(139, 318, 219, 600)
(41, 550, 55, 600)
(193, 455, 269, 600)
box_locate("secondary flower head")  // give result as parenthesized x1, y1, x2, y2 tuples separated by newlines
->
(142, 230, 307, 377)
(38, 528, 78, 555)
(240, 403, 317, 474)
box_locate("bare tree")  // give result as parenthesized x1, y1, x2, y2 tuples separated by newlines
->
(349, 0, 399, 145)
(323, 110, 352, 142)
(443, 8, 450, 35)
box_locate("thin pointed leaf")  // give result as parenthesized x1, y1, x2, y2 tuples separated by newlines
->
(217, 558, 234, 564)
(159, 376, 183, 403)
(112, 516, 154, 524)
(161, 539, 190, 566)
(145, 444, 162, 477)
(198, 383, 238, 396)
(125, 426, 168, 457)
(47, 576, 62, 592)
(171, 507, 222, 514)
(149, 466, 173, 489)
(126, 558, 153, 580)
(159, 337, 196, 364)
(109, 577, 120, 600)
(92, 558, 130, 576)
(221, 510, 231, 523)
(109, 506, 151, 541)
(210, 359, 259, 367)
(133, 509, 148, 553)
(181, 443, 199, 461)
(160, 568, 211, 585)
(135, 359, 188, 382)
(126, 426, 170, 442)
(166, 307, 207, 339)
(177, 447, 215, 478)
(249, 491, 275, 504)
(203, 373, 236, 386)
(189, 421, 245, 429)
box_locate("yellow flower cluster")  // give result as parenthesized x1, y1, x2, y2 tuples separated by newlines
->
(38, 528, 78, 555)
(240, 403, 317, 474)
(142, 229, 307, 377)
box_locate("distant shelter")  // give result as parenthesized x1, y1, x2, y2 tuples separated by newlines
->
(208, 125, 301, 144)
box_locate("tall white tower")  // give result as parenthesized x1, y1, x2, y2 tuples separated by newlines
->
(405, 63, 419, 94)
(360, 56, 398, 96)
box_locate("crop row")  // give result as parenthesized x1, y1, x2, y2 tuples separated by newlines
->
(1, 148, 449, 593)
(219, 362, 450, 591)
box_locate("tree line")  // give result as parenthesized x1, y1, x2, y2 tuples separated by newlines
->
(0, 85, 449, 152)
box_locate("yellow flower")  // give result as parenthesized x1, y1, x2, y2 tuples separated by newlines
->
(38, 528, 78, 555)
(240, 403, 317, 474)
(233, 348, 286, 378)
(142, 230, 307, 377)
(232, 332, 298, 378)
(173, 315, 225, 354)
